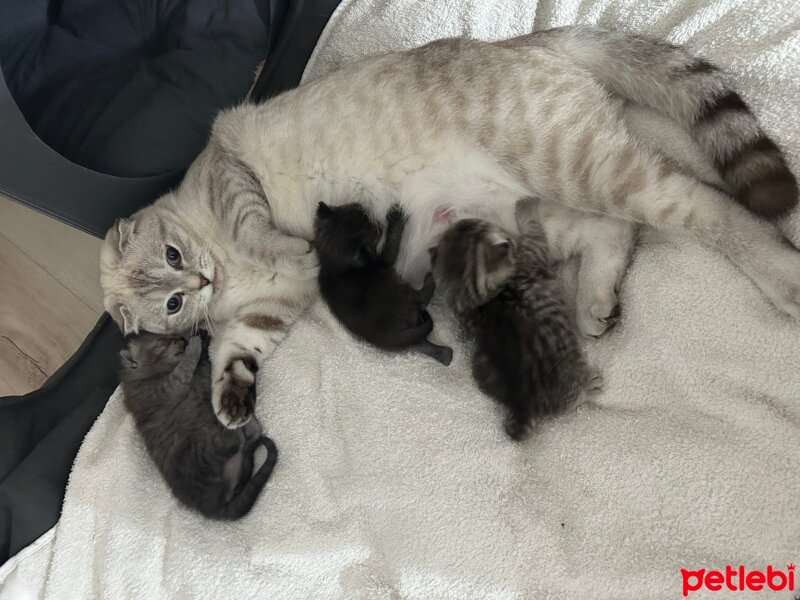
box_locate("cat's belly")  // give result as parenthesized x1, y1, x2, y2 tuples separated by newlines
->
(283, 143, 529, 285)
(390, 147, 529, 284)
(394, 175, 524, 284)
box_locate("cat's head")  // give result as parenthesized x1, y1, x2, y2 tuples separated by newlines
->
(100, 201, 218, 336)
(119, 332, 189, 379)
(429, 219, 516, 313)
(313, 202, 381, 268)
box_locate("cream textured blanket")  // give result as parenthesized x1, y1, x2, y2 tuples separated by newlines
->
(2, 1, 799, 598)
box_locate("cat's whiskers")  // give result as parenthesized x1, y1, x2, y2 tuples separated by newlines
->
(202, 303, 218, 338)
(189, 302, 203, 338)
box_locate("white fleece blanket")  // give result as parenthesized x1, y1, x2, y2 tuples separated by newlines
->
(3, 1, 800, 599)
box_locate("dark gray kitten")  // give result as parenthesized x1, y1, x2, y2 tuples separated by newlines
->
(430, 199, 602, 439)
(314, 202, 453, 365)
(119, 333, 277, 520)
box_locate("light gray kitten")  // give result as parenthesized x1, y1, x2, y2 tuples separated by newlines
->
(101, 27, 800, 428)
(430, 199, 601, 439)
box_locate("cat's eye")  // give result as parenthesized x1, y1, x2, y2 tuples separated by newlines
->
(166, 293, 183, 314)
(165, 245, 182, 268)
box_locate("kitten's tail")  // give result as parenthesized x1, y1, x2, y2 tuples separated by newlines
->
(529, 27, 798, 217)
(214, 436, 278, 520)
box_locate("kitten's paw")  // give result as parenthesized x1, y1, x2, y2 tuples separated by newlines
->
(386, 205, 407, 226)
(212, 356, 259, 429)
(576, 297, 621, 338)
(185, 335, 203, 357)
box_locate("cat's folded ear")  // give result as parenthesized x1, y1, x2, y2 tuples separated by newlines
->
(119, 348, 138, 369)
(119, 305, 140, 336)
(113, 218, 136, 253)
(101, 218, 135, 264)
(316, 202, 333, 219)
(106, 301, 140, 336)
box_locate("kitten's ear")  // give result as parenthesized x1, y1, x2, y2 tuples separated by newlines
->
(119, 348, 138, 369)
(484, 238, 514, 272)
(114, 218, 136, 253)
(316, 202, 333, 219)
(118, 304, 140, 336)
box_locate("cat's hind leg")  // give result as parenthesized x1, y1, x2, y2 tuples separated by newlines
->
(415, 273, 436, 305)
(606, 167, 800, 320)
(574, 221, 635, 338)
(539, 202, 635, 337)
(410, 340, 454, 366)
(540, 126, 800, 320)
(398, 312, 452, 364)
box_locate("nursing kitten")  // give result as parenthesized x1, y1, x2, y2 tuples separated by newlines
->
(119, 333, 278, 520)
(430, 199, 601, 439)
(102, 27, 800, 427)
(315, 202, 453, 365)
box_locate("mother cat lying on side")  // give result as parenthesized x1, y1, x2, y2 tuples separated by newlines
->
(101, 27, 799, 428)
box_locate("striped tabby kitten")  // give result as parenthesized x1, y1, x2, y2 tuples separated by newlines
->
(430, 199, 600, 439)
(101, 27, 800, 427)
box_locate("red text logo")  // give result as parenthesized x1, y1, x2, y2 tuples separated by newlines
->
(681, 565, 795, 596)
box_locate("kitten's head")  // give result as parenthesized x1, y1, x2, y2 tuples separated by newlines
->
(313, 202, 381, 269)
(100, 200, 218, 336)
(429, 219, 516, 313)
(119, 332, 189, 380)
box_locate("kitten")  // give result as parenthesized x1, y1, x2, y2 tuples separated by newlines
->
(430, 199, 601, 440)
(119, 333, 278, 520)
(102, 27, 800, 429)
(314, 202, 453, 365)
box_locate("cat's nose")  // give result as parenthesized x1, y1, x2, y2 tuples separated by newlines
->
(199, 274, 210, 289)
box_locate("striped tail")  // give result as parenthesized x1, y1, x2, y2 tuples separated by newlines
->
(533, 27, 798, 217)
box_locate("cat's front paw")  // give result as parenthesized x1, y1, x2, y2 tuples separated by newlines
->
(576, 297, 621, 338)
(212, 356, 259, 429)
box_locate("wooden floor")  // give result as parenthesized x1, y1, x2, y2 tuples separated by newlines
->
(0, 195, 103, 396)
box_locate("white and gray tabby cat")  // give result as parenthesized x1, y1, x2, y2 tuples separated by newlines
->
(101, 27, 800, 428)
(430, 199, 601, 439)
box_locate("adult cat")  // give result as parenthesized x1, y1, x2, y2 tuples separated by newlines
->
(101, 27, 799, 428)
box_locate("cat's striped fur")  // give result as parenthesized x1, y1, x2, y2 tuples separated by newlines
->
(529, 28, 797, 217)
(101, 27, 800, 428)
(430, 199, 600, 439)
